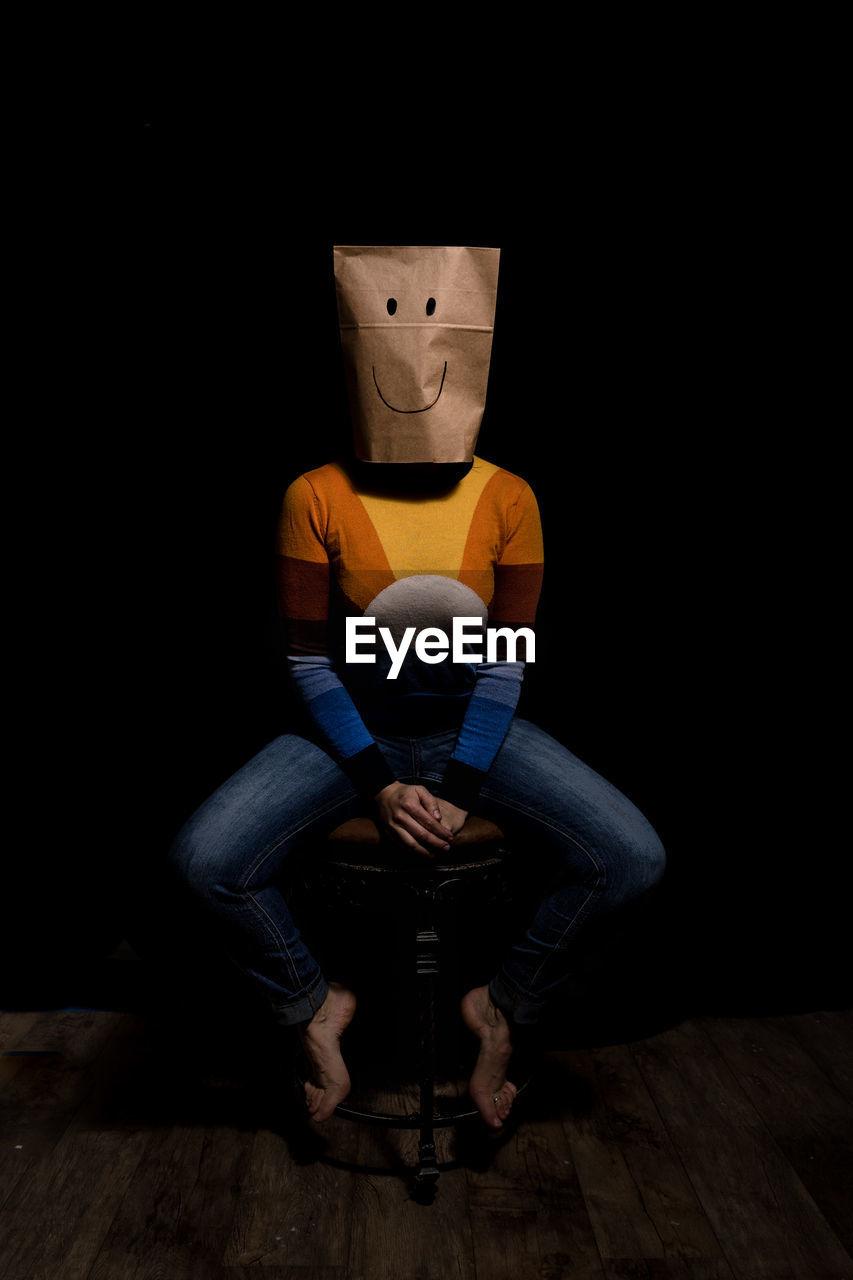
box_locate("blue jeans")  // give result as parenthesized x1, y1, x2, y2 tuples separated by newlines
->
(168, 718, 666, 1026)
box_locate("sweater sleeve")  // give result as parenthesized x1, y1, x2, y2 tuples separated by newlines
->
(276, 476, 396, 797)
(435, 481, 544, 812)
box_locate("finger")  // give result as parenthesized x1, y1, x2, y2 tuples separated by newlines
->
(390, 823, 436, 858)
(398, 798, 453, 845)
(411, 791, 454, 839)
(391, 814, 448, 855)
(414, 812, 454, 843)
(423, 792, 443, 821)
(394, 814, 450, 852)
(415, 784, 441, 802)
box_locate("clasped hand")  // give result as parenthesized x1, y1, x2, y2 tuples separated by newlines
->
(374, 782, 468, 857)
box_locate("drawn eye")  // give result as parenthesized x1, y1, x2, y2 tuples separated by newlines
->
(386, 298, 397, 316)
(426, 297, 436, 316)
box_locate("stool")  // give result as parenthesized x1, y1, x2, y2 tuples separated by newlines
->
(301, 815, 527, 1202)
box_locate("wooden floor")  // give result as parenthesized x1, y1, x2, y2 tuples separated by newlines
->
(1, 978, 851, 1280)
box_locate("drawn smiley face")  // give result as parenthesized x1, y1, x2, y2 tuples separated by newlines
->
(372, 295, 446, 413)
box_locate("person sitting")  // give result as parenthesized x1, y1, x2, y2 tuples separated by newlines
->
(168, 245, 666, 1129)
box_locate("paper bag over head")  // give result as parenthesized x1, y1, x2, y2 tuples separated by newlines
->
(334, 245, 501, 464)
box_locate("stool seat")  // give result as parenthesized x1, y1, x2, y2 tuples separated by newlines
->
(318, 815, 511, 889)
(327, 815, 504, 847)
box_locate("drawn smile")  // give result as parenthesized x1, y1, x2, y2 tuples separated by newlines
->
(372, 362, 447, 414)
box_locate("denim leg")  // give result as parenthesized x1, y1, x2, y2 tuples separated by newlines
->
(167, 733, 361, 1026)
(427, 718, 667, 1026)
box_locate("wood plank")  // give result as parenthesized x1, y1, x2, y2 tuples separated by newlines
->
(631, 1018, 853, 1280)
(601, 1263, 741, 1279)
(463, 1066, 589, 1211)
(0, 1012, 136, 1153)
(206, 1271, 348, 1279)
(227, 1075, 476, 1277)
(0, 1011, 128, 1212)
(705, 1014, 853, 1258)
(86, 1122, 253, 1280)
(464, 1058, 606, 1279)
(559, 1049, 667, 1262)
(0, 1011, 41, 1052)
(468, 1207, 542, 1280)
(347, 1154, 476, 1280)
(528, 1204, 607, 1280)
(0, 1009, 124, 1058)
(343, 1085, 476, 1280)
(0, 1054, 25, 1090)
(557, 1045, 734, 1272)
(0, 1012, 151, 1277)
(0, 1126, 150, 1280)
(333, 1075, 428, 1174)
(224, 1124, 356, 1270)
(779, 1010, 853, 1104)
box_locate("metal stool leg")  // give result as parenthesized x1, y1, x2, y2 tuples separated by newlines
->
(413, 918, 440, 1199)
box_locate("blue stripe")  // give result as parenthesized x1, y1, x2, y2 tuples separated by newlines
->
(310, 686, 375, 760)
(452, 695, 517, 772)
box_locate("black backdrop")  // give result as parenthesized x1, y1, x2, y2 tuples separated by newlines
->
(6, 73, 842, 1018)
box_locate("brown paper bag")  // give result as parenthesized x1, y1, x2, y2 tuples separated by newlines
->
(333, 245, 500, 464)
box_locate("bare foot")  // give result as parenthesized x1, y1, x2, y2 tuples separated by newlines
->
(461, 985, 518, 1130)
(297, 982, 357, 1122)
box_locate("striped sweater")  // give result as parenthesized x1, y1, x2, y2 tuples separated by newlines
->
(276, 455, 544, 811)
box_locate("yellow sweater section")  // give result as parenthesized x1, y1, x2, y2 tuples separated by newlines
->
(354, 456, 500, 579)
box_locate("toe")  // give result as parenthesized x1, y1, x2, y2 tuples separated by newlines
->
(484, 1091, 507, 1128)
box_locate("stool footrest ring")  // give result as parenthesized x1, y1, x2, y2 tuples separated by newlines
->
(332, 1077, 530, 1128)
(333, 1102, 480, 1128)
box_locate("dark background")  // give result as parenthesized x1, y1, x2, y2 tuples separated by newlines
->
(6, 54, 842, 1022)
